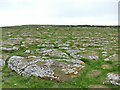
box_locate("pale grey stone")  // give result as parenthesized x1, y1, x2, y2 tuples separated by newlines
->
(105, 73, 120, 86)
(8, 55, 85, 81)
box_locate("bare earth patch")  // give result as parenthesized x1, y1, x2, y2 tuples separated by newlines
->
(88, 70, 101, 78)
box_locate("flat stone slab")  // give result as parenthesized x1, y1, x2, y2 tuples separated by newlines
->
(1, 46, 18, 52)
(8, 56, 85, 82)
(36, 49, 70, 59)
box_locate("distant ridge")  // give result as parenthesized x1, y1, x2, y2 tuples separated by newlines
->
(1, 24, 119, 28)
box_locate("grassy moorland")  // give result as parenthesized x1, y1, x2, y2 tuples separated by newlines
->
(1, 25, 119, 88)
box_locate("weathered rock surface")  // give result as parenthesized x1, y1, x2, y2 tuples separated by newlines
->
(1, 46, 18, 52)
(0, 54, 9, 67)
(104, 73, 120, 86)
(0, 58, 4, 67)
(8, 56, 85, 82)
(108, 54, 118, 61)
(104, 54, 118, 62)
(36, 49, 69, 59)
(8, 38, 22, 45)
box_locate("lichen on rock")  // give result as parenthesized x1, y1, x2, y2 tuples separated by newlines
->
(8, 55, 85, 82)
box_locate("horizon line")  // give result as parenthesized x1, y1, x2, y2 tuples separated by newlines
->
(1, 24, 119, 27)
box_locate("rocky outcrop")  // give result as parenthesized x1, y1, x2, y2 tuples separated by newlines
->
(8, 56, 85, 82)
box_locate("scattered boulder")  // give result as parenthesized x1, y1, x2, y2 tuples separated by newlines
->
(104, 73, 120, 86)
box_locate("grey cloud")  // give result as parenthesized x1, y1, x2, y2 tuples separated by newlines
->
(47, 1, 117, 18)
(0, 0, 118, 26)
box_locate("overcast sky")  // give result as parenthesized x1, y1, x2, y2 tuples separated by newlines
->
(0, 0, 119, 26)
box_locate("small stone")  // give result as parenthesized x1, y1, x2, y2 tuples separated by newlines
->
(74, 71, 78, 75)
(88, 56, 99, 60)
(14, 84, 17, 86)
(104, 58, 109, 61)
(102, 51, 107, 57)
(25, 50, 31, 54)
(36, 28, 39, 30)
(102, 51, 107, 54)
(79, 48, 85, 50)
